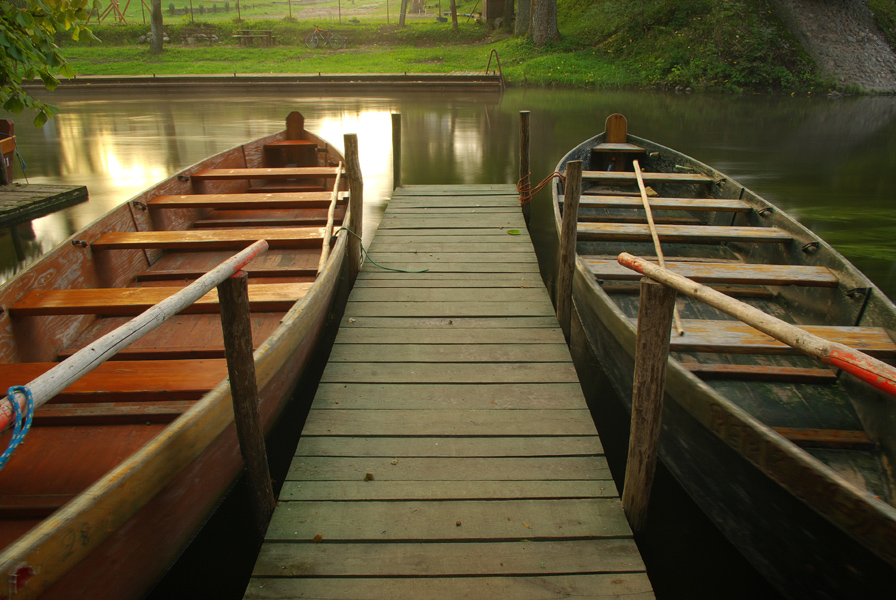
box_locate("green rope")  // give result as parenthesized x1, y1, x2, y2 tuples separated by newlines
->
(334, 227, 429, 274)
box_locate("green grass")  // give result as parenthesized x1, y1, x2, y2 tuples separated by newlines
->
(60, 0, 873, 93)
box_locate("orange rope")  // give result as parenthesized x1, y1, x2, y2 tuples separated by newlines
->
(518, 171, 565, 206)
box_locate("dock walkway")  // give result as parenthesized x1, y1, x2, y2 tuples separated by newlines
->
(244, 184, 653, 599)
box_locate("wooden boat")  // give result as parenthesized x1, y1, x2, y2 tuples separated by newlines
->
(0, 111, 358, 598)
(550, 114, 896, 597)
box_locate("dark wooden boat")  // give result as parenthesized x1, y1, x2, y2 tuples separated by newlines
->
(0, 112, 357, 598)
(550, 114, 896, 598)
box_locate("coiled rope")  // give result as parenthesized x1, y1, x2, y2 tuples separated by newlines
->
(0, 386, 35, 471)
(518, 171, 565, 206)
(334, 227, 429, 274)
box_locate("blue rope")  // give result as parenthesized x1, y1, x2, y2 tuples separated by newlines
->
(334, 227, 429, 274)
(0, 386, 35, 471)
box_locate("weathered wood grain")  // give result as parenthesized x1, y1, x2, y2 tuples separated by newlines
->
(266, 498, 631, 540)
(244, 574, 654, 599)
(91, 227, 325, 250)
(295, 435, 601, 456)
(344, 301, 552, 318)
(252, 539, 641, 576)
(587, 258, 839, 286)
(319, 362, 580, 384)
(278, 480, 615, 501)
(339, 316, 560, 328)
(302, 409, 596, 436)
(579, 222, 791, 244)
(333, 328, 565, 344)
(328, 343, 571, 363)
(576, 194, 751, 212)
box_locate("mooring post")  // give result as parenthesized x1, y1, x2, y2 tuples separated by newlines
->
(622, 277, 677, 534)
(217, 271, 276, 537)
(519, 110, 531, 223)
(556, 160, 582, 341)
(392, 113, 402, 189)
(344, 133, 363, 282)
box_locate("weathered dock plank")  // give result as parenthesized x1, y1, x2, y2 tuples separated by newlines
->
(245, 184, 652, 599)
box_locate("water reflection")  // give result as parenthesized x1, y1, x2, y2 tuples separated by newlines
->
(3, 88, 895, 298)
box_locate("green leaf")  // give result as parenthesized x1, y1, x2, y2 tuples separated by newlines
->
(33, 110, 49, 129)
(507, 229, 521, 235)
(3, 96, 25, 114)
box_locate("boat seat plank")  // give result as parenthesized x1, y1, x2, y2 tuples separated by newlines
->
(0, 359, 227, 400)
(578, 223, 792, 244)
(149, 192, 345, 209)
(586, 259, 839, 287)
(582, 170, 714, 185)
(136, 268, 317, 281)
(264, 140, 317, 148)
(592, 142, 646, 153)
(191, 218, 329, 228)
(190, 166, 342, 181)
(9, 283, 311, 316)
(680, 363, 839, 383)
(91, 227, 325, 250)
(646, 319, 896, 357)
(573, 195, 752, 212)
(772, 427, 874, 449)
(34, 401, 195, 426)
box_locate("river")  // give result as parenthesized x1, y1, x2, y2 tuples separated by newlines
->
(5, 88, 896, 299)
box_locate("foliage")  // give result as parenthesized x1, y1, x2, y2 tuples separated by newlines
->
(0, 0, 99, 126)
(869, 0, 896, 48)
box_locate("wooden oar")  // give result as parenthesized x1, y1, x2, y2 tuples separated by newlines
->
(318, 161, 343, 273)
(633, 160, 684, 336)
(618, 252, 896, 397)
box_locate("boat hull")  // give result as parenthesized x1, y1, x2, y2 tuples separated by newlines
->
(552, 128, 896, 598)
(0, 116, 353, 599)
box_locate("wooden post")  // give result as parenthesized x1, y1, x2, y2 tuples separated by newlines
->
(217, 271, 276, 537)
(391, 113, 401, 189)
(556, 160, 581, 341)
(622, 277, 677, 534)
(344, 133, 363, 282)
(519, 111, 531, 223)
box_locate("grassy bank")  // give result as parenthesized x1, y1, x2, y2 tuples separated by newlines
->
(58, 0, 846, 93)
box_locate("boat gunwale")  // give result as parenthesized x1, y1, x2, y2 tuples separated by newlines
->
(552, 130, 896, 570)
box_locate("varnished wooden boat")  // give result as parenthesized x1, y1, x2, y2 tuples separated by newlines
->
(0, 112, 357, 598)
(551, 114, 896, 598)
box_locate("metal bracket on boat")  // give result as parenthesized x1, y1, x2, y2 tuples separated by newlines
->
(846, 287, 870, 299)
(71, 240, 89, 248)
(132, 201, 148, 211)
(178, 175, 191, 182)
(801, 241, 820, 254)
(758, 207, 774, 217)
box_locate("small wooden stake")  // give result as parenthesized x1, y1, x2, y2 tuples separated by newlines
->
(519, 111, 531, 223)
(344, 133, 363, 282)
(391, 113, 402, 189)
(218, 271, 275, 537)
(556, 160, 582, 341)
(622, 277, 677, 534)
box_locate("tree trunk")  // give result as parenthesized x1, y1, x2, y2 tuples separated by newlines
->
(515, 0, 530, 36)
(503, 0, 514, 31)
(150, 0, 163, 54)
(399, 0, 409, 26)
(450, 0, 458, 32)
(531, 0, 559, 46)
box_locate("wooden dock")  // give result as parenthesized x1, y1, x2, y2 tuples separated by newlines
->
(244, 184, 653, 599)
(0, 183, 88, 228)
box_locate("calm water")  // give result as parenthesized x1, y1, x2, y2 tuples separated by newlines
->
(3, 88, 895, 598)
(5, 88, 896, 298)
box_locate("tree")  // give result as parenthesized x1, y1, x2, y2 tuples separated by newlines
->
(0, 0, 98, 127)
(515, 0, 530, 36)
(449, 0, 458, 32)
(530, 0, 559, 46)
(150, 0, 162, 54)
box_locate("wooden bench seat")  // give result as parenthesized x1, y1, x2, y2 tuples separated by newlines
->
(264, 140, 317, 148)
(91, 227, 324, 250)
(10, 283, 312, 316)
(33, 401, 195, 426)
(639, 319, 896, 357)
(592, 142, 645, 153)
(149, 192, 345, 210)
(0, 359, 227, 401)
(582, 170, 714, 185)
(136, 267, 317, 281)
(680, 363, 838, 383)
(585, 259, 839, 287)
(578, 223, 791, 244)
(191, 217, 331, 229)
(190, 167, 342, 181)
(571, 195, 752, 213)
